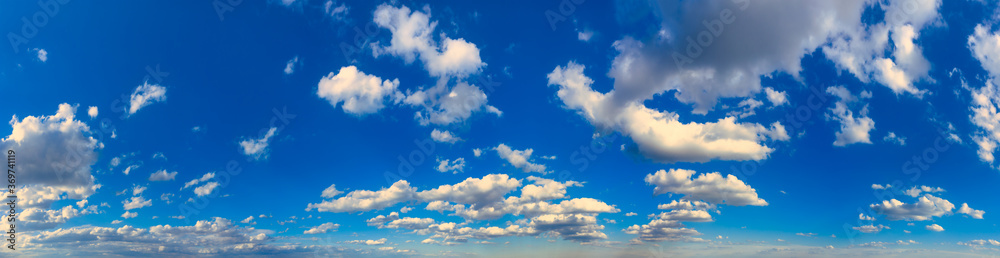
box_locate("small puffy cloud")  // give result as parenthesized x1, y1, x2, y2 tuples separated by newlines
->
(431, 129, 461, 144)
(148, 170, 178, 181)
(958, 203, 985, 219)
(853, 224, 889, 233)
(182, 172, 215, 190)
(131, 185, 147, 196)
(870, 194, 954, 221)
(577, 30, 593, 42)
(345, 238, 388, 245)
(194, 182, 220, 197)
(87, 106, 98, 118)
(284, 56, 298, 75)
(304, 222, 340, 234)
(902, 185, 945, 198)
(239, 127, 277, 160)
(128, 83, 167, 115)
(645, 169, 767, 206)
(925, 224, 944, 232)
(35, 48, 47, 62)
(123, 196, 152, 210)
(473, 148, 482, 157)
(240, 216, 256, 225)
(493, 144, 549, 174)
(324, 0, 348, 19)
(764, 87, 788, 106)
(121, 211, 138, 219)
(321, 184, 343, 198)
(435, 158, 465, 174)
(883, 132, 907, 145)
(317, 66, 402, 116)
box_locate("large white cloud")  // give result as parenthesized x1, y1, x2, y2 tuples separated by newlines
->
(645, 169, 767, 206)
(607, 0, 868, 114)
(372, 4, 485, 78)
(547, 62, 788, 163)
(2, 104, 101, 209)
(317, 66, 403, 116)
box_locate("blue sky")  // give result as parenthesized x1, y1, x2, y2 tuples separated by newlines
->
(2, 0, 1000, 257)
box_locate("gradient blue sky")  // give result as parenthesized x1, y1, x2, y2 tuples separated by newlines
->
(2, 0, 1000, 257)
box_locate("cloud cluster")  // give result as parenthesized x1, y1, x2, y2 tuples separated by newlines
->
(18, 217, 334, 256)
(628, 168, 766, 243)
(319, 4, 500, 127)
(826, 86, 875, 146)
(870, 193, 984, 221)
(968, 24, 1000, 166)
(310, 174, 618, 243)
(644, 169, 767, 206)
(372, 4, 485, 77)
(547, 62, 789, 163)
